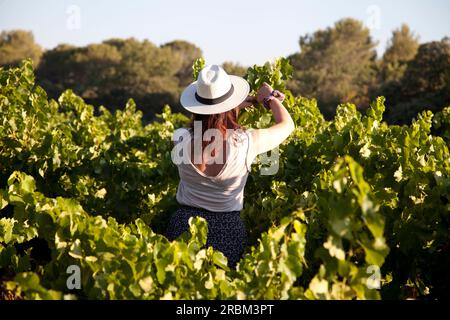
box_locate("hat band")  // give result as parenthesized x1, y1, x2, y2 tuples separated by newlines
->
(195, 85, 234, 105)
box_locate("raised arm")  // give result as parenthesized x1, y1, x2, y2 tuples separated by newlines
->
(249, 83, 295, 157)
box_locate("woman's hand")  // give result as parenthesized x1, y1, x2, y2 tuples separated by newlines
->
(256, 82, 274, 104)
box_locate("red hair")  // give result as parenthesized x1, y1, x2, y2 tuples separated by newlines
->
(189, 107, 241, 165)
(190, 107, 241, 136)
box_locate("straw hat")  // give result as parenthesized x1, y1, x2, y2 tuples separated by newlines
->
(180, 64, 250, 115)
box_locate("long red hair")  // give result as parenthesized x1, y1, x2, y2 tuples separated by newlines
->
(189, 107, 241, 166)
(190, 107, 241, 136)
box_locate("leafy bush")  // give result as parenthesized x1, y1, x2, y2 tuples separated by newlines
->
(0, 60, 448, 300)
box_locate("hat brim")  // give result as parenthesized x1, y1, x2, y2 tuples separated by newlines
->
(180, 76, 250, 115)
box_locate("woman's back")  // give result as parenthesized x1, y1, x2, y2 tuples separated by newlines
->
(174, 128, 253, 212)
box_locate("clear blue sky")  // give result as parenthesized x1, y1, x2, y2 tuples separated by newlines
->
(0, 0, 449, 65)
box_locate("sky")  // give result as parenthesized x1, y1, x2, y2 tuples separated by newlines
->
(0, 0, 449, 65)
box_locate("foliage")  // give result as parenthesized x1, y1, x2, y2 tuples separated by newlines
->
(0, 30, 43, 68)
(288, 18, 378, 118)
(33, 38, 200, 121)
(161, 40, 203, 87)
(222, 62, 247, 77)
(0, 59, 449, 300)
(379, 24, 419, 83)
(2, 26, 448, 126)
(381, 39, 450, 124)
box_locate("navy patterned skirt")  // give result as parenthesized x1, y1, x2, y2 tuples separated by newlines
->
(165, 206, 247, 268)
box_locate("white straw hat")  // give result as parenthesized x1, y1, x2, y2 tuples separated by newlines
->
(180, 64, 250, 115)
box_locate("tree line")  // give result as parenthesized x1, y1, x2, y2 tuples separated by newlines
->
(288, 19, 449, 123)
(0, 18, 448, 123)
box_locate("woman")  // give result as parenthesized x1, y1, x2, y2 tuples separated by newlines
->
(166, 64, 295, 268)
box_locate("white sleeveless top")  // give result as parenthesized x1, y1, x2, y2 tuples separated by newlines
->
(173, 128, 254, 212)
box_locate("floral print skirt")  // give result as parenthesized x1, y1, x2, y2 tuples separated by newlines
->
(165, 205, 247, 268)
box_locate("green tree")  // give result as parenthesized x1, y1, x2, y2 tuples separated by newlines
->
(402, 39, 450, 97)
(161, 40, 202, 86)
(37, 38, 186, 120)
(380, 24, 419, 83)
(222, 61, 247, 77)
(35, 44, 78, 98)
(0, 30, 42, 67)
(37, 43, 122, 99)
(104, 38, 182, 115)
(288, 18, 378, 118)
(383, 39, 450, 124)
